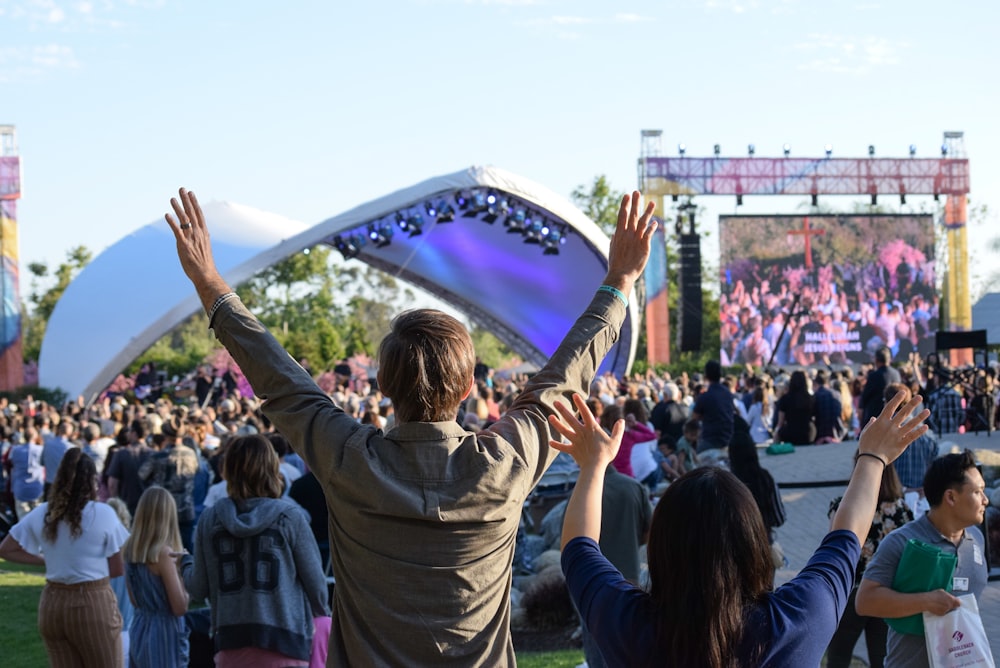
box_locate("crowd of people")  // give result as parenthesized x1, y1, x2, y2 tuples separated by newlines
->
(0, 188, 994, 667)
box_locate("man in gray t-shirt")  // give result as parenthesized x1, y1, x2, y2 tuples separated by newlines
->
(856, 450, 989, 668)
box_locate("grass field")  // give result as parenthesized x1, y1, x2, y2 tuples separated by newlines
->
(0, 564, 46, 667)
(0, 561, 581, 667)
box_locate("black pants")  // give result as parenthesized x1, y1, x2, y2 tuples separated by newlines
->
(825, 587, 888, 668)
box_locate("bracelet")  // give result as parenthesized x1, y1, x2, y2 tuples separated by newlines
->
(598, 285, 628, 308)
(207, 291, 238, 323)
(857, 452, 887, 467)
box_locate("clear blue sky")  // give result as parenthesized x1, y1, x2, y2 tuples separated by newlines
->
(3, 0, 998, 294)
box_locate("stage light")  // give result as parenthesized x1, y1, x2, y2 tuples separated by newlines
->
(934, 193, 940, 202)
(406, 214, 424, 236)
(543, 226, 566, 256)
(424, 201, 437, 218)
(871, 193, 878, 206)
(463, 190, 487, 218)
(783, 143, 791, 157)
(900, 193, 907, 205)
(483, 194, 509, 224)
(713, 144, 721, 156)
(824, 144, 833, 157)
(333, 234, 363, 260)
(678, 143, 686, 157)
(736, 194, 743, 206)
(395, 212, 406, 229)
(523, 217, 544, 244)
(505, 208, 527, 233)
(436, 202, 455, 223)
(671, 194, 679, 202)
(909, 144, 917, 157)
(455, 192, 469, 210)
(748, 144, 755, 157)
(811, 193, 819, 207)
(868, 145, 875, 157)
(941, 144, 948, 157)
(368, 222, 393, 248)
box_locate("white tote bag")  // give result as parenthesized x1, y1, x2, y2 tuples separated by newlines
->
(923, 594, 995, 668)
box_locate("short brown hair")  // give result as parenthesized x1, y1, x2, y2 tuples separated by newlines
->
(377, 309, 475, 423)
(222, 434, 284, 502)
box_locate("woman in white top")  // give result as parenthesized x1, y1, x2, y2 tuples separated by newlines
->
(0, 448, 130, 667)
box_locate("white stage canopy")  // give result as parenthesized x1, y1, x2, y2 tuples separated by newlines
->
(40, 166, 639, 403)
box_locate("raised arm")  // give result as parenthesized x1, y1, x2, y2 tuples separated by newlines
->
(488, 192, 656, 479)
(830, 391, 929, 543)
(548, 393, 625, 548)
(165, 188, 233, 315)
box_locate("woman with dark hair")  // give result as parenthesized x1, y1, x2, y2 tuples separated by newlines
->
(551, 391, 928, 667)
(728, 417, 785, 544)
(182, 434, 329, 668)
(0, 448, 129, 667)
(824, 453, 914, 668)
(774, 369, 817, 445)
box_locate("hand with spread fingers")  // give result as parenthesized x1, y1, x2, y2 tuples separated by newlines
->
(165, 188, 233, 314)
(604, 191, 657, 296)
(549, 393, 625, 547)
(857, 390, 930, 466)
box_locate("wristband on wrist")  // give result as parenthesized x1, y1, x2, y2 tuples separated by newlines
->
(857, 452, 887, 467)
(598, 285, 628, 308)
(207, 291, 238, 323)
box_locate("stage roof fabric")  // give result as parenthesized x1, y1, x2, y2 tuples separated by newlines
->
(40, 166, 637, 402)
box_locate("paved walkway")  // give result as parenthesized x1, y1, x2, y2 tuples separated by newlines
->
(767, 430, 1000, 665)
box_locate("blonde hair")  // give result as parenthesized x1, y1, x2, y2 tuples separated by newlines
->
(124, 487, 182, 564)
(106, 497, 132, 530)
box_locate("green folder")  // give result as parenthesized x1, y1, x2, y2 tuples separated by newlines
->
(886, 539, 957, 636)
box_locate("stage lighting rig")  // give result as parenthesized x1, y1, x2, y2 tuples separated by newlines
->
(435, 201, 455, 223)
(824, 144, 833, 157)
(405, 213, 424, 237)
(523, 217, 545, 244)
(868, 145, 875, 157)
(482, 193, 509, 224)
(713, 144, 721, 156)
(505, 208, 527, 234)
(678, 143, 686, 157)
(368, 222, 393, 248)
(747, 144, 755, 157)
(543, 226, 566, 256)
(909, 144, 917, 157)
(333, 234, 363, 260)
(783, 143, 791, 157)
(464, 190, 487, 217)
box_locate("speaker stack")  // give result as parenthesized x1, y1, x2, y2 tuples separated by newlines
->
(677, 233, 703, 352)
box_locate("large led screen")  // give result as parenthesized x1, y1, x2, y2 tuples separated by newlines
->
(719, 214, 937, 367)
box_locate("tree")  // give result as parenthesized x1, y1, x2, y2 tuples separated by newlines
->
(22, 246, 92, 362)
(571, 175, 623, 235)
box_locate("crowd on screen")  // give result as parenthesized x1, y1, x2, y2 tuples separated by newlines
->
(720, 252, 939, 367)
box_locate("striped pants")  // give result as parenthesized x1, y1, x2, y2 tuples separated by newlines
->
(39, 578, 123, 668)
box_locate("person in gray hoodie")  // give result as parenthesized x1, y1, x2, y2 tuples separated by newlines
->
(182, 434, 329, 667)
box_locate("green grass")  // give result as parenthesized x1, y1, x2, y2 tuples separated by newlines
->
(516, 649, 584, 667)
(0, 564, 47, 668)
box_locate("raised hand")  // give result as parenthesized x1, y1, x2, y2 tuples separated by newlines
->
(858, 391, 929, 465)
(548, 393, 624, 471)
(604, 191, 657, 293)
(165, 188, 233, 313)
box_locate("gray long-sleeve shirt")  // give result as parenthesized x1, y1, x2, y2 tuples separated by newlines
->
(210, 290, 625, 667)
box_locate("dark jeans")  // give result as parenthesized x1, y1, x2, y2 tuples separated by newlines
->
(825, 587, 888, 668)
(179, 520, 195, 554)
